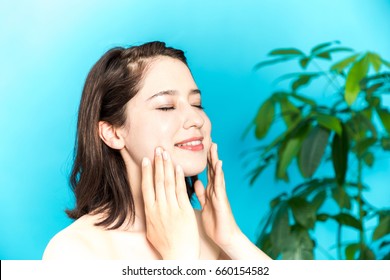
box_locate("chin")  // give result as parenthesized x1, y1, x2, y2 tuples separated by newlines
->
(182, 161, 207, 177)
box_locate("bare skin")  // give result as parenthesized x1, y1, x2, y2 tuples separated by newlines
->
(43, 57, 270, 260)
(43, 145, 223, 260)
(43, 144, 270, 260)
(42, 210, 220, 259)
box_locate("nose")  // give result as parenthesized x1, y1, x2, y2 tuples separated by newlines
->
(183, 105, 205, 129)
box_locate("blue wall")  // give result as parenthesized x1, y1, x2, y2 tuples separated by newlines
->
(1, 0, 389, 259)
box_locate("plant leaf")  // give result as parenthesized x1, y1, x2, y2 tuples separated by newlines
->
(345, 243, 360, 260)
(332, 213, 362, 230)
(373, 215, 390, 241)
(298, 126, 330, 178)
(290, 94, 316, 106)
(282, 248, 314, 260)
(379, 240, 390, 250)
(277, 124, 310, 180)
(288, 197, 316, 229)
(311, 190, 327, 211)
(241, 118, 255, 140)
(330, 54, 360, 73)
(346, 112, 377, 141)
(270, 192, 287, 208)
(269, 48, 305, 56)
(315, 52, 331, 60)
(368, 52, 382, 72)
(345, 54, 370, 105)
(248, 162, 268, 185)
(358, 245, 376, 260)
(354, 137, 376, 158)
(331, 124, 349, 186)
(270, 204, 291, 252)
(381, 251, 390, 262)
(277, 137, 301, 181)
(315, 47, 354, 60)
(316, 213, 329, 222)
(381, 137, 390, 151)
(292, 74, 318, 91)
(254, 98, 275, 139)
(280, 97, 300, 126)
(377, 107, 390, 134)
(310, 41, 340, 54)
(316, 114, 342, 135)
(362, 152, 374, 167)
(254, 57, 295, 70)
(331, 187, 351, 210)
(282, 226, 314, 260)
(299, 57, 311, 69)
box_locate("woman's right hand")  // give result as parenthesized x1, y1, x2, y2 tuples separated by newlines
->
(141, 147, 200, 260)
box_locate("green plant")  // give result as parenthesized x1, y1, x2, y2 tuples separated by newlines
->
(243, 41, 390, 259)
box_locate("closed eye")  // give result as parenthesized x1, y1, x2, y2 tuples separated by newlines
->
(157, 107, 175, 111)
(193, 105, 205, 110)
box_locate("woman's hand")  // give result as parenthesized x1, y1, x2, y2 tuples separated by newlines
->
(194, 143, 241, 249)
(195, 143, 272, 260)
(141, 147, 200, 260)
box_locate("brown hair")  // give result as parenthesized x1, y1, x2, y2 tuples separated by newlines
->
(66, 41, 197, 229)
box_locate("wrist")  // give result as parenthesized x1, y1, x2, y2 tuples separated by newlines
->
(219, 230, 272, 260)
(220, 228, 245, 251)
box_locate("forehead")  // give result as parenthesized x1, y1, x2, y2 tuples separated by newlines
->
(137, 56, 197, 98)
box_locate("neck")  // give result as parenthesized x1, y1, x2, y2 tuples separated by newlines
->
(128, 168, 147, 233)
(119, 150, 147, 233)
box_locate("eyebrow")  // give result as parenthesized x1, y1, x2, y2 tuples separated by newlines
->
(146, 89, 201, 101)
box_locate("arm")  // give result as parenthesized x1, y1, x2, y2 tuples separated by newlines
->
(194, 143, 271, 260)
(218, 231, 271, 260)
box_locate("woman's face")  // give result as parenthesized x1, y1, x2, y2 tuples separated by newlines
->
(120, 56, 212, 176)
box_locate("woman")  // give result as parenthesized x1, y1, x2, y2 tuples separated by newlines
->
(43, 41, 270, 260)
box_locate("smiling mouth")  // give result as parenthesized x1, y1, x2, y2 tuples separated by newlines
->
(175, 139, 204, 151)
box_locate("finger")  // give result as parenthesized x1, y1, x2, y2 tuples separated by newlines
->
(194, 180, 206, 209)
(175, 165, 191, 209)
(207, 143, 215, 190)
(141, 157, 155, 206)
(211, 143, 220, 171)
(214, 160, 226, 197)
(154, 147, 166, 203)
(162, 150, 178, 207)
(207, 144, 215, 179)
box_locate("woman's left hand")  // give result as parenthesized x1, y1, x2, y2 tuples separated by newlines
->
(194, 143, 241, 249)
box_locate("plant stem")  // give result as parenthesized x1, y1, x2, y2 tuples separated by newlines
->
(312, 60, 341, 93)
(357, 157, 365, 254)
(337, 223, 342, 259)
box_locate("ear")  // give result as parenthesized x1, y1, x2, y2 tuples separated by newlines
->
(98, 121, 125, 150)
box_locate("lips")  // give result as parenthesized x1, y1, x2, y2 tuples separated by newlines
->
(175, 137, 204, 151)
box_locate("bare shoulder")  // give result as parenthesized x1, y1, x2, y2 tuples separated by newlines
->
(42, 215, 106, 260)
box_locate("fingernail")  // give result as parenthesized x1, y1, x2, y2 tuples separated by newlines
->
(155, 147, 162, 156)
(176, 165, 182, 173)
(163, 150, 169, 161)
(215, 144, 218, 151)
(142, 157, 150, 167)
(220, 160, 223, 167)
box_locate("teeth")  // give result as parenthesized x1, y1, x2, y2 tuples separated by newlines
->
(177, 140, 202, 147)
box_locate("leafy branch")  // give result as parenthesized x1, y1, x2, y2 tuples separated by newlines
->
(245, 41, 390, 259)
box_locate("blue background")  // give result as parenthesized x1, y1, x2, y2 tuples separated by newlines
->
(1, 0, 389, 259)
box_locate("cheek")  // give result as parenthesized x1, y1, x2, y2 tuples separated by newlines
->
(203, 115, 212, 146)
(129, 116, 178, 158)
